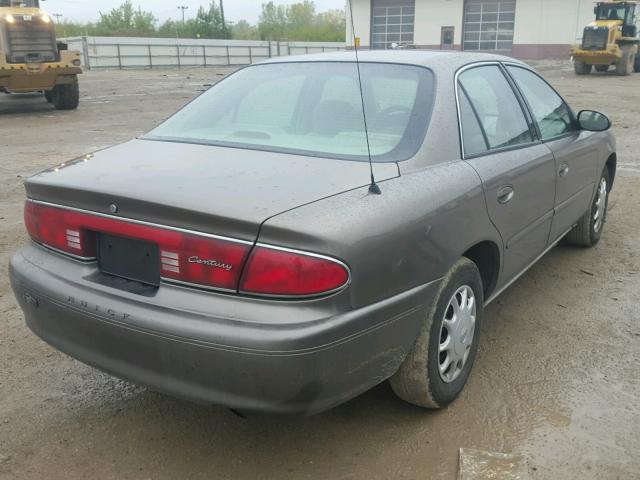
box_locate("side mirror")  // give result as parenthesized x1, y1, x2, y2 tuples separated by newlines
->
(577, 110, 611, 132)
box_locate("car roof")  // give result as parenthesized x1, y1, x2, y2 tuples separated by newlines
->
(257, 49, 528, 71)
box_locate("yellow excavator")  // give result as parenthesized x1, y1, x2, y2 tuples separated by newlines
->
(571, 0, 640, 75)
(0, 0, 82, 109)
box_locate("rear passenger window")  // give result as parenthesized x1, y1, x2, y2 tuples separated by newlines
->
(507, 66, 574, 140)
(459, 88, 488, 156)
(458, 65, 533, 152)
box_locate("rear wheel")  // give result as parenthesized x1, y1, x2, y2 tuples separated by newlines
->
(574, 61, 592, 75)
(390, 257, 483, 408)
(595, 64, 609, 73)
(635, 51, 640, 72)
(615, 46, 634, 76)
(565, 167, 610, 247)
(51, 81, 79, 110)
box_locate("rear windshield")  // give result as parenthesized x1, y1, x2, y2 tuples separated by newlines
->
(144, 62, 434, 162)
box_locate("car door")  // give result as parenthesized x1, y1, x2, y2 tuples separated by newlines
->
(457, 64, 557, 283)
(505, 65, 600, 242)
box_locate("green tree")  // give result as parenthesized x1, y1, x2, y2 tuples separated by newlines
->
(96, 1, 156, 36)
(258, 2, 288, 40)
(231, 19, 259, 40)
(258, 1, 345, 41)
(314, 9, 346, 42)
(192, 1, 230, 39)
(53, 0, 345, 41)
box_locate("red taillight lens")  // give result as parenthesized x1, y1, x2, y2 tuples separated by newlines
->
(24, 201, 251, 291)
(25, 200, 97, 257)
(239, 246, 349, 297)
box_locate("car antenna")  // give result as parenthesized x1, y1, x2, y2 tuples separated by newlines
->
(347, 0, 382, 195)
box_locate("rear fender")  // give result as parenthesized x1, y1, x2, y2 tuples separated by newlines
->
(258, 160, 503, 309)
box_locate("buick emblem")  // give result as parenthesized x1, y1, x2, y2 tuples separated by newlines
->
(109, 204, 118, 213)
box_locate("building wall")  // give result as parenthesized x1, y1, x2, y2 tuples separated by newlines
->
(414, 0, 465, 49)
(348, 0, 597, 59)
(346, 0, 372, 48)
(511, 0, 595, 58)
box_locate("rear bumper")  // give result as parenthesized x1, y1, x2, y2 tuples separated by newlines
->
(10, 245, 439, 414)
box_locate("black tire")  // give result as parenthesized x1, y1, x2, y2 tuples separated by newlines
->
(615, 46, 634, 76)
(574, 61, 592, 75)
(51, 81, 79, 110)
(390, 258, 484, 408)
(595, 64, 609, 73)
(634, 52, 640, 73)
(44, 90, 53, 103)
(565, 167, 610, 247)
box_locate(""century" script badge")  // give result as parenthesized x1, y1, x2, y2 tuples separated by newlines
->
(188, 256, 233, 271)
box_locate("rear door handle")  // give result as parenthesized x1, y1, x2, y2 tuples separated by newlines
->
(497, 185, 514, 204)
(559, 163, 570, 177)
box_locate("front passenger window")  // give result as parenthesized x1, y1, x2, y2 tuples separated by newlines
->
(507, 66, 574, 140)
(458, 65, 533, 151)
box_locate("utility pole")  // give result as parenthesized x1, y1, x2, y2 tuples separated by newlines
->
(219, 0, 227, 37)
(177, 5, 188, 24)
(52, 13, 65, 37)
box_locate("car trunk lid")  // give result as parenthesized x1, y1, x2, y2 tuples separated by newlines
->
(24, 139, 399, 242)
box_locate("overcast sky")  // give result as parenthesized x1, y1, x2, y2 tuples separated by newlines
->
(41, 0, 346, 24)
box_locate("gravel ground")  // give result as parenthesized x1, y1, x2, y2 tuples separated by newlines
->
(0, 61, 639, 480)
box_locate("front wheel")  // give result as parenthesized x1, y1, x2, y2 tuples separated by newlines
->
(574, 61, 592, 75)
(51, 81, 79, 110)
(390, 257, 483, 408)
(565, 167, 610, 247)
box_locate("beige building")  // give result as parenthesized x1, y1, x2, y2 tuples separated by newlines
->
(347, 0, 597, 59)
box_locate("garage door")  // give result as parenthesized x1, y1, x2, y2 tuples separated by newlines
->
(371, 0, 415, 49)
(463, 0, 516, 51)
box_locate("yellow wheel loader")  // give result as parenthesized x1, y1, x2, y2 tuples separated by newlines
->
(571, 0, 640, 76)
(0, 0, 82, 109)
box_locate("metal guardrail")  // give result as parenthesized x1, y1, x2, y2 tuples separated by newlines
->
(68, 38, 345, 70)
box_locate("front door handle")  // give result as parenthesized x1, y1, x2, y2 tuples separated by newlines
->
(497, 185, 514, 204)
(559, 163, 570, 177)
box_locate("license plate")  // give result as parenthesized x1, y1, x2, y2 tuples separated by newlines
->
(98, 233, 160, 286)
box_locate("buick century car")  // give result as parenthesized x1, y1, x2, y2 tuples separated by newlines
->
(10, 51, 615, 414)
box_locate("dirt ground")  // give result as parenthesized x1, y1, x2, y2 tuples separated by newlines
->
(0, 61, 639, 480)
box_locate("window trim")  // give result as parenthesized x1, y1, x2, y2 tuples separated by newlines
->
(458, 84, 490, 153)
(501, 62, 579, 143)
(454, 61, 539, 160)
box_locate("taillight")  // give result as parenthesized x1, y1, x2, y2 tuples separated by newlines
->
(25, 200, 97, 258)
(24, 200, 349, 297)
(239, 245, 350, 297)
(24, 201, 251, 291)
